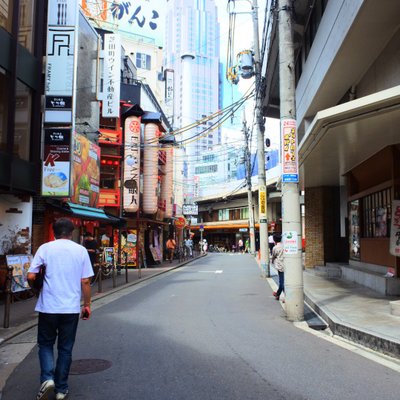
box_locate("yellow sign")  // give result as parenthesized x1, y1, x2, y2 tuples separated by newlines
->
(259, 186, 267, 219)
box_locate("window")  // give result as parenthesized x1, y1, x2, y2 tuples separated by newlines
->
(136, 53, 151, 70)
(13, 80, 32, 160)
(195, 164, 217, 174)
(0, 0, 14, 33)
(18, 0, 35, 52)
(100, 164, 119, 189)
(362, 188, 391, 238)
(0, 69, 9, 151)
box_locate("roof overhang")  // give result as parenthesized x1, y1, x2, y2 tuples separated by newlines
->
(299, 85, 400, 188)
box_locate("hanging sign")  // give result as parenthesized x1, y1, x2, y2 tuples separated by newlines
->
(42, 128, 71, 197)
(102, 33, 121, 118)
(123, 116, 141, 213)
(281, 119, 299, 183)
(175, 216, 186, 229)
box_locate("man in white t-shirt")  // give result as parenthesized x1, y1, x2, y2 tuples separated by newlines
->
(28, 218, 93, 400)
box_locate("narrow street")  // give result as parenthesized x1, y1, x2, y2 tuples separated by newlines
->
(2, 254, 400, 400)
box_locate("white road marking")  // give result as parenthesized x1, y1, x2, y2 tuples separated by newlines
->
(198, 270, 223, 274)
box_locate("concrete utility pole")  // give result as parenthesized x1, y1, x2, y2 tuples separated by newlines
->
(278, 0, 304, 321)
(252, 0, 269, 276)
(242, 110, 256, 255)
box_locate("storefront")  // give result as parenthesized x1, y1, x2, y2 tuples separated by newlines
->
(346, 145, 399, 274)
(44, 201, 125, 262)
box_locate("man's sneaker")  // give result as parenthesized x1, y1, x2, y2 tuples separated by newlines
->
(36, 379, 55, 400)
(56, 391, 69, 400)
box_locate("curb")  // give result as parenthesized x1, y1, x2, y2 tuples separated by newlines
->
(304, 291, 400, 359)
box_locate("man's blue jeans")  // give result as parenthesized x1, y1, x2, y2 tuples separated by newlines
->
(38, 313, 79, 394)
(276, 271, 285, 298)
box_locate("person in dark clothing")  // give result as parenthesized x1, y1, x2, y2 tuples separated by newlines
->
(83, 232, 98, 267)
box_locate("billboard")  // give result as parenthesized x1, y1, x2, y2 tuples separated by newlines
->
(81, 0, 165, 46)
(42, 128, 71, 197)
(71, 132, 100, 207)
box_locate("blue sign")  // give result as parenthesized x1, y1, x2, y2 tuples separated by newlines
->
(282, 174, 299, 183)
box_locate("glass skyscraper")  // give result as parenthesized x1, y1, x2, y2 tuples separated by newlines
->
(164, 0, 221, 201)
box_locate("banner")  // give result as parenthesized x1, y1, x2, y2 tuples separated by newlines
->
(281, 119, 299, 183)
(71, 132, 100, 207)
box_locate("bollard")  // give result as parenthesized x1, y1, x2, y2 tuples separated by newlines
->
(3, 264, 13, 328)
(124, 252, 128, 283)
(98, 263, 103, 293)
(112, 254, 116, 288)
(138, 249, 142, 279)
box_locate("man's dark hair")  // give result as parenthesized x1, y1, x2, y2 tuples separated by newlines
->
(273, 233, 282, 243)
(53, 218, 74, 239)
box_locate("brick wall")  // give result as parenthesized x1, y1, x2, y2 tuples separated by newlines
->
(305, 186, 347, 268)
(305, 187, 325, 268)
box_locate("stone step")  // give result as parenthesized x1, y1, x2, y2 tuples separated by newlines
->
(390, 300, 400, 316)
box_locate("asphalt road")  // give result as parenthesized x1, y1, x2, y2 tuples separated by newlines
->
(3, 254, 400, 399)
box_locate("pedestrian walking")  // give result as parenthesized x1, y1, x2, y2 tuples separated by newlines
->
(238, 238, 244, 253)
(166, 235, 176, 263)
(268, 234, 275, 255)
(27, 218, 94, 400)
(245, 238, 250, 253)
(184, 236, 193, 257)
(271, 233, 284, 302)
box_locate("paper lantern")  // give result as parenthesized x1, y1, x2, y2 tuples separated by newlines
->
(143, 123, 159, 214)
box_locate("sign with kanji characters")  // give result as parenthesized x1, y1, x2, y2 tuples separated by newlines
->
(123, 116, 141, 212)
(103, 34, 121, 118)
(42, 128, 71, 197)
(259, 185, 267, 221)
(81, 0, 164, 46)
(281, 119, 299, 183)
(390, 200, 400, 256)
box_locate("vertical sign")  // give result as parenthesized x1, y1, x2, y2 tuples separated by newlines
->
(44, 0, 78, 123)
(281, 119, 299, 183)
(71, 133, 101, 207)
(165, 69, 174, 105)
(42, 128, 71, 196)
(103, 34, 121, 118)
(259, 185, 267, 222)
(390, 200, 400, 257)
(123, 116, 141, 212)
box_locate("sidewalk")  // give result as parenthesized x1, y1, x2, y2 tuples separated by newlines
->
(0, 255, 201, 344)
(265, 262, 400, 359)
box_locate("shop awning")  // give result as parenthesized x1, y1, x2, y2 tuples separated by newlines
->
(65, 202, 111, 221)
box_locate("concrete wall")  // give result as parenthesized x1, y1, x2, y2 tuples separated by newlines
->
(357, 27, 400, 98)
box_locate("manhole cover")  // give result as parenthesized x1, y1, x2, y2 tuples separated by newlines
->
(70, 359, 112, 375)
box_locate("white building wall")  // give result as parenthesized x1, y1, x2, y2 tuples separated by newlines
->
(296, 0, 363, 125)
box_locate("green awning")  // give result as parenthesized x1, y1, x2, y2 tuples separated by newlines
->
(66, 202, 111, 221)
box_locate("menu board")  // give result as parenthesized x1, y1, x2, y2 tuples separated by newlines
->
(6, 255, 32, 293)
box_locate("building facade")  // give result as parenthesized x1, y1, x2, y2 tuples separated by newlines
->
(261, 0, 400, 295)
(163, 0, 221, 203)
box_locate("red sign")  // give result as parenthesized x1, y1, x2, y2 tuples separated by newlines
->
(175, 216, 186, 229)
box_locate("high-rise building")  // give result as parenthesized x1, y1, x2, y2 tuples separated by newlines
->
(163, 0, 221, 203)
